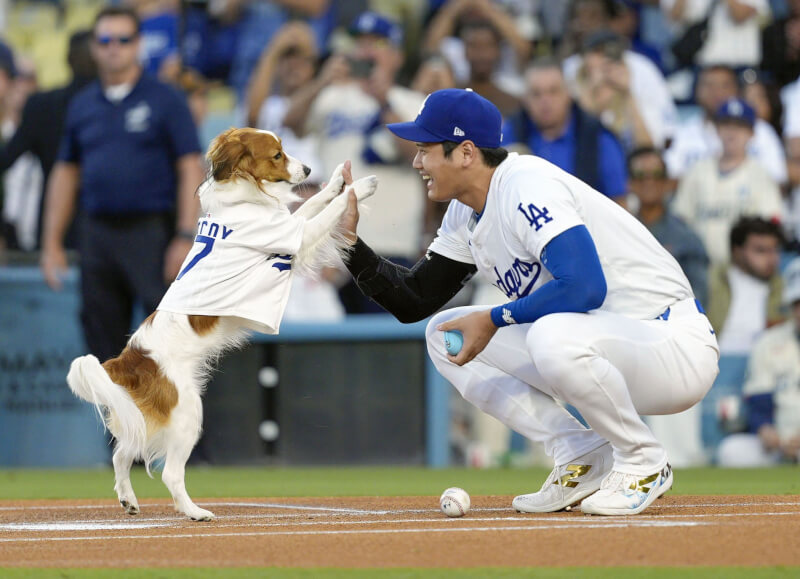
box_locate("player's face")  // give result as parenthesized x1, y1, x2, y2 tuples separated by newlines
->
(413, 142, 460, 202)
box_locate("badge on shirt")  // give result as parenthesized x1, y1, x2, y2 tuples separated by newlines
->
(125, 102, 151, 133)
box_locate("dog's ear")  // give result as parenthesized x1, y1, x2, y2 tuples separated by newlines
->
(207, 128, 249, 182)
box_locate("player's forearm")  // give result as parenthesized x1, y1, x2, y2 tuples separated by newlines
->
(175, 154, 204, 234)
(346, 238, 476, 323)
(41, 163, 80, 250)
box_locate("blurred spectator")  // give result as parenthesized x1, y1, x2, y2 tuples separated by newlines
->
(503, 57, 628, 203)
(740, 67, 784, 137)
(559, 0, 618, 60)
(662, 0, 770, 69)
(176, 68, 210, 128)
(424, 0, 531, 109)
(0, 42, 18, 249)
(283, 12, 426, 312)
(564, 30, 678, 149)
(0, 31, 96, 251)
(665, 64, 787, 185)
(40, 6, 204, 362)
(610, 0, 665, 70)
(782, 78, 800, 243)
(628, 146, 710, 305)
(1, 56, 42, 251)
(717, 255, 800, 466)
(707, 216, 785, 354)
(180, 0, 332, 99)
(761, 0, 800, 87)
(128, 0, 181, 80)
(673, 98, 783, 265)
(245, 20, 322, 183)
(572, 31, 659, 150)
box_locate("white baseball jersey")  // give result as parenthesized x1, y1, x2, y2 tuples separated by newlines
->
(157, 181, 304, 334)
(429, 153, 693, 320)
(671, 157, 784, 265)
(744, 320, 800, 441)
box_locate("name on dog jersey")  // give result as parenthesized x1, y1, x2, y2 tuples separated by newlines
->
(197, 219, 234, 240)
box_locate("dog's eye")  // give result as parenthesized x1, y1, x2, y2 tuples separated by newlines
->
(273, 152, 282, 160)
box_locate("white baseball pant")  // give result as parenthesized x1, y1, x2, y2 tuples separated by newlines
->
(426, 298, 720, 475)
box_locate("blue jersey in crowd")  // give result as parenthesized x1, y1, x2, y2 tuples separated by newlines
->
(502, 111, 628, 199)
(58, 73, 201, 216)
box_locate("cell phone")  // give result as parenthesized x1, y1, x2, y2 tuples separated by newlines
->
(348, 57, 375, 79)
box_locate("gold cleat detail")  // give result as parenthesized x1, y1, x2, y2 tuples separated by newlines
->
(554, 464, 592, 488)
(629, 472, 660, 492)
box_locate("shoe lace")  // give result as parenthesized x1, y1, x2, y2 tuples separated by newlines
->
(600, 471, 638, 493)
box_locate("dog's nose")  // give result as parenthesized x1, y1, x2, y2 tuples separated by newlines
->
(302, 165, 311, 177)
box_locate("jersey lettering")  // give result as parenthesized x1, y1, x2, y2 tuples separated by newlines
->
(176, 219, 235, 279)
(518, 202, 553, 231)
(494, 259, 541, 299)
(269, 253, 293, 272)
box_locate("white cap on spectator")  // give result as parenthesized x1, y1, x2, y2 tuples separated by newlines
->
(782, 257, 800, 305)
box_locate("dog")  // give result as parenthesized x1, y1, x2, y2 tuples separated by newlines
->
(66, 127, 377, 521)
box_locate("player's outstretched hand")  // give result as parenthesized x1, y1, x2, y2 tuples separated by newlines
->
(437, 310, 498, 366)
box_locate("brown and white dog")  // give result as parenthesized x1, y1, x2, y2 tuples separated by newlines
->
(66, 127, 377, 521)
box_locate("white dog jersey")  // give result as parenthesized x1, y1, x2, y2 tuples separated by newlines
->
(429, 153, 694, 320)
(158, 181, 304, 334)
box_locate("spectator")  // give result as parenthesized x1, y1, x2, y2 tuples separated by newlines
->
(180, 0, 332, 99)
(176, 68, 210, 129)
(0, 30, 96, 251)
(741, 67, 784, 137)
(665, 64, 787, 184)
(424, 0, 532, 107)
(572, 31, 657, 150)
(672, 98, 783, 265)
(781, 78, 800, 243)
(283, 12, 426, 312)
(503, 57, 628, 203)
(662, 0, 770, 70)
(39, 6, 205, 362)
(245, 20, 322, 183)
(717, 255, 800, 466)
(558, 0, 618, 60)
(628, 146, 710, 305)
(1, 56, 42, 251)
(706, 216, 785, 355)
(761, 0, 800, 87)
(610, 0, 665, 71)
(128, 0, 181, 80)
(564, 29, 678, 149)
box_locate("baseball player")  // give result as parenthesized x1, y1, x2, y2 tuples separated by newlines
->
(340, 88, 720, 516)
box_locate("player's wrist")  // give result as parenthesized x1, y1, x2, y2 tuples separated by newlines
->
(489, 305, 510, 328)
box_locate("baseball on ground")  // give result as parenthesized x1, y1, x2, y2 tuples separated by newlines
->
(439, 487, 470, 517)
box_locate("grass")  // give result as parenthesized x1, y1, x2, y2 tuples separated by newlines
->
(0, 465, 798, 500)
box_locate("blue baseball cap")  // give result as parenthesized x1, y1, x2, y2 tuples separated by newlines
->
(714, 98, 756, 128)
(351, 12, 403, 47)
(387, 88, 503, 148)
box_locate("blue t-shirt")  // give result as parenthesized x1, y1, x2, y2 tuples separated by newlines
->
(502, 114, 627, 199)
(59, 73, 201, 215)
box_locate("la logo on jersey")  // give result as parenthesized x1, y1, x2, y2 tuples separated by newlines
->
(518, 202, 553, 231)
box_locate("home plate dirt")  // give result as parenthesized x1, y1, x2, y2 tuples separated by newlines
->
(0, 495, 798, 568)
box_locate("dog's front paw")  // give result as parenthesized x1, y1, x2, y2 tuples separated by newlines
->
(187, 507, 215, 522)
(120, 498, 140, 516)
(325, 163, 346, 196)
(351, 175, 378, 201)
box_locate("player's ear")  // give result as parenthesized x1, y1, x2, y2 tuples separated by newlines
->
(460, 141, 476, 167)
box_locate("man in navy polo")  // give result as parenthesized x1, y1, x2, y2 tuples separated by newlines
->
(40, 5, 204, 362)
(503, 58, 627, 205)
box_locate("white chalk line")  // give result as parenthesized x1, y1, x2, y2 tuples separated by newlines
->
(0, 520, 708, 543)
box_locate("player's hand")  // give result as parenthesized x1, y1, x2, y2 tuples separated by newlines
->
(40, 244, 68, 291)
(340, 189, 360, 245)
(163, 237, 194, 283)
(437, 310, 498, 366)
(341, 159, 353, 188)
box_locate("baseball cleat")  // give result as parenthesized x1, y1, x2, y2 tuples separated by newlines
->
(512, 442, 613, 513)
(580, 463, 673, 516)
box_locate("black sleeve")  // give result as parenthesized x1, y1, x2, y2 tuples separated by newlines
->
(0, 97, 38, 171)
(345, 238, 477, 323)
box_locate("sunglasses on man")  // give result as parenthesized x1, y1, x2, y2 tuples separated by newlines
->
(95, 35, 137, 46)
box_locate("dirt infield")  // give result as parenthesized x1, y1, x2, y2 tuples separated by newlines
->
(0, 495, 798, 568)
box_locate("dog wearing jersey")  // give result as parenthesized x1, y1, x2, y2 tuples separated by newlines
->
(66, 127, 378, 521)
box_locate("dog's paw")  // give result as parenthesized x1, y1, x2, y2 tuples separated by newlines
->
(351, 175, 378, 201)
(325, 163, 345, 195)
(187, 507, 215, 522)
(120, 498, 140, 516)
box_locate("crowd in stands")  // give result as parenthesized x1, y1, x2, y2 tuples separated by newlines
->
(0, 0, 799, 467)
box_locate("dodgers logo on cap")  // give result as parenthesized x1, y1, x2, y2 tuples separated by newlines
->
(387, 88, 503, 148)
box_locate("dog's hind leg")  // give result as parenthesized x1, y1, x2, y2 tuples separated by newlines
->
(113, 446, 139, 515)
(161, 394, 214, 521)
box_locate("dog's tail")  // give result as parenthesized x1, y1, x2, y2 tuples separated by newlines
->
(67, 355, 147, 461)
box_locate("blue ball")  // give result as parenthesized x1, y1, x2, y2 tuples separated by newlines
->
(443, 330, 463, 356)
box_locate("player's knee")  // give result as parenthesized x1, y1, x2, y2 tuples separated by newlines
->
(526, 316, 582, 383)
